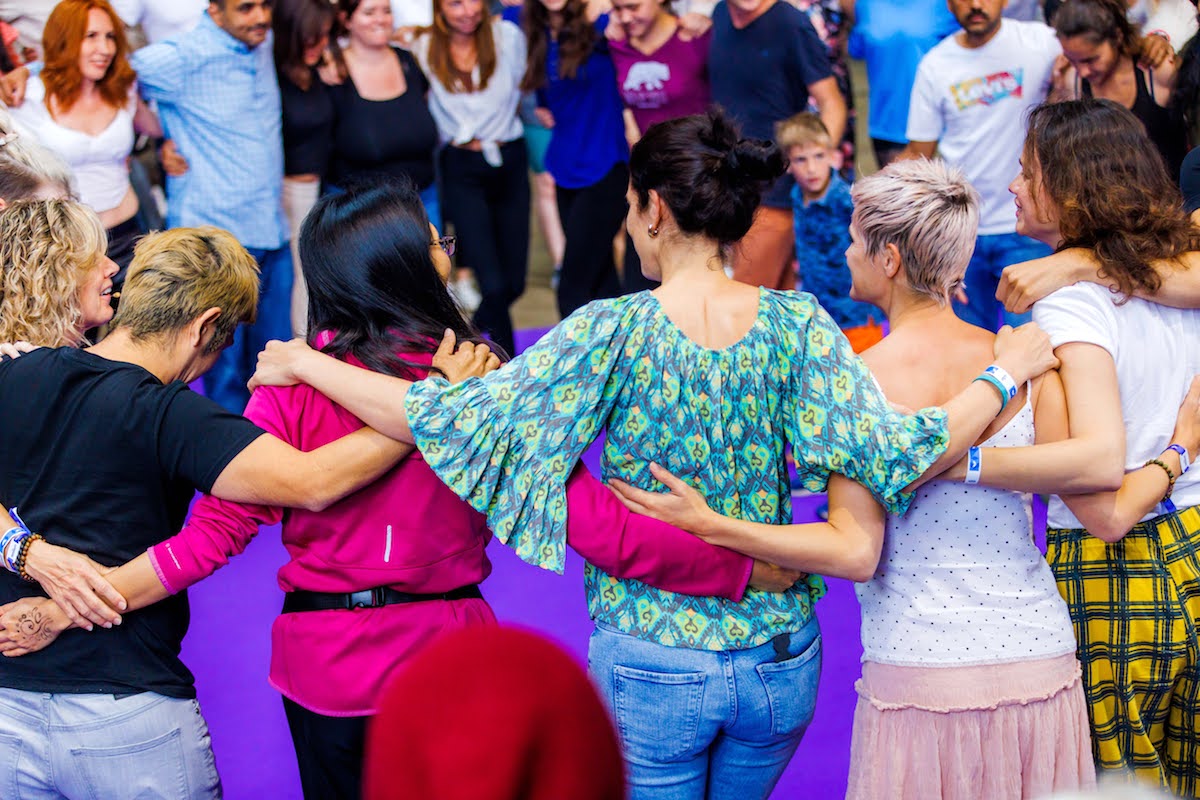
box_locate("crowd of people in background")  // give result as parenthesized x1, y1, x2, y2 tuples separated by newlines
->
(0, 0, 1198, 799)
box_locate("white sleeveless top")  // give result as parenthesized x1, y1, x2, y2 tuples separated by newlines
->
(11, 76, 134, 214)
(856, 398, 1077, 667)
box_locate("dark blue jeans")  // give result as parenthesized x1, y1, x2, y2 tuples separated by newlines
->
(956, 231, 1051, 331)
(204, 244, 294, 414)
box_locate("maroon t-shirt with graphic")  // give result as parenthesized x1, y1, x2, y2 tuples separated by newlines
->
(610, 28, 711, 134)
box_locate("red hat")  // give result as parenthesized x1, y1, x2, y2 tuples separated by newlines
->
(364, 626, 627, 800)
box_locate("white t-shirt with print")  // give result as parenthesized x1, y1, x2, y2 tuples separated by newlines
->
(907, 20, 1060, 235)
(111, 0, 206, 44)
(1034, 282, 1200, 529)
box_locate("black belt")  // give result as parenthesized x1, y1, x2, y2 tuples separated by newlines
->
(282, 584, 482, 613)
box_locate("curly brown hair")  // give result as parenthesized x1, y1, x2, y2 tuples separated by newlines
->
(519, 0, 597, 91)
(0, 199, 106, 347)
(1024, 99, 1200, 299)
(42, 0, 137, 114)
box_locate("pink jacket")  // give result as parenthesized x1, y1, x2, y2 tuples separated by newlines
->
(150, 351, 752, 715)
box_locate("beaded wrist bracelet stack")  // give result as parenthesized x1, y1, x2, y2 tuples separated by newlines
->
(2, 509, 43, 582)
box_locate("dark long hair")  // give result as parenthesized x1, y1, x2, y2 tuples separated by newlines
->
(1052, 0, 1139, 59)
(273, 0, 335, 90)
(519, 0, 596, 91)
(300, 175, 494, 379)
(1024, 99, 1200, 298)
(1171, 8, 1200, 138)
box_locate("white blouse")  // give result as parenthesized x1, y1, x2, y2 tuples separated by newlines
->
(12, 76, 134, 215)
(409, 20, 526, 166)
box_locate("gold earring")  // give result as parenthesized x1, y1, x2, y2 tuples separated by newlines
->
(648, 225, 659, 238)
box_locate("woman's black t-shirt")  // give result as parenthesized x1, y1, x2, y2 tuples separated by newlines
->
(280, 70, 335, 177)
(0, 348, 263, 699)
(327, 47, 439, 190)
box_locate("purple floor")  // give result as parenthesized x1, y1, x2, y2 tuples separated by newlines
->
(180, 328, 1049, 798)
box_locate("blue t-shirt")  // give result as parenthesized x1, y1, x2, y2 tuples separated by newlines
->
(505, 7, 628, 189)
(846, 0, 958, 144)
(792, 173, 877, 329)
(709, 0, 831, 208)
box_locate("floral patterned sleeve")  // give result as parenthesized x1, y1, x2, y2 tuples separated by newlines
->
(403, 298, 640, 573)
(781, 293, 949, 515)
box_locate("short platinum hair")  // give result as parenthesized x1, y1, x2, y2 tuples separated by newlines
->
(850, 158, 979, 305)
(0, 108, 73, 199)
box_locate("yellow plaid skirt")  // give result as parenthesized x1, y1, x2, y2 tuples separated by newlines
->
(1048, 505, 1200, 798)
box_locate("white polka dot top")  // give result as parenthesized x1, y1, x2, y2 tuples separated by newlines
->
(855, 398, 1077, 667)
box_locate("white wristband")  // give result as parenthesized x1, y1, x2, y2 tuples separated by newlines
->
(965, 446, 982, 485)
(984, 365, 1018, 404)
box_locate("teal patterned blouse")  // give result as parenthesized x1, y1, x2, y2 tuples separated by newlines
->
(406, 289, 949, 651)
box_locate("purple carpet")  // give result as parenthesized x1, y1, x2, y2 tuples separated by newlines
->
(181, 327, 1049, 798)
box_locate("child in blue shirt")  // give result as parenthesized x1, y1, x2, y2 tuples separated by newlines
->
(779, 112, 883, 353)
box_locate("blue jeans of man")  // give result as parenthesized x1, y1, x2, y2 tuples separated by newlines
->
(956, 231, 1051, 331)
(589, 615, 822, 800)
(0, 688, 222, 799)
(205, 244, 294, 414)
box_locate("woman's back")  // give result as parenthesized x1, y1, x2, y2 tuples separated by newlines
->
(858, 399, 1077, 666)
(860, 315, 1075, 666)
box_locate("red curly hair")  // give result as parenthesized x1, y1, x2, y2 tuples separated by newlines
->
(42, 0, 136, 113)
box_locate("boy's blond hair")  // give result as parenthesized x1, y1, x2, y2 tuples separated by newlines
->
(775, 112, 833, 152)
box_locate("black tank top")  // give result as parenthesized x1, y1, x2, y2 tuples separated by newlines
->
(1081, 64, 1189, 183)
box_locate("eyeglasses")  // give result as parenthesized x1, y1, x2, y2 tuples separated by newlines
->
(433, 235, 457, 256)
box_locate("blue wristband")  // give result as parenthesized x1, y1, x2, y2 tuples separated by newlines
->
(984, 365, 1018, 402)
(1167, 444, 1191, 475)
(965, 446, 982, 485)
(973, 373, 1010, 411)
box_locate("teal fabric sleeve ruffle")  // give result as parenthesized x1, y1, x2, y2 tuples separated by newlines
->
(404, 298, 642, 572)
(778, 293, 950, 516)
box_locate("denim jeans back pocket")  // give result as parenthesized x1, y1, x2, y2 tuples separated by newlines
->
(755, 633, 822, 737)
(71, 727, 189, 800)
(612, 665, 706, 763)
(0, 732, 22, 798)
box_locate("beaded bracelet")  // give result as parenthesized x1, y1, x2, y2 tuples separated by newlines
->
(14, 533, 43, 582)
(1145, 458, 1178, 513)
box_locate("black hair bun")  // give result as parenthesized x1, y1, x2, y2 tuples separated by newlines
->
(725, 137, 787, 183)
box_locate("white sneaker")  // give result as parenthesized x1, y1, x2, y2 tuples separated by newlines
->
(450, 275, 482, 314)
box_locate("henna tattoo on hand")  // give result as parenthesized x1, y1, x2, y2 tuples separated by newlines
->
(15, 607, 55, 645)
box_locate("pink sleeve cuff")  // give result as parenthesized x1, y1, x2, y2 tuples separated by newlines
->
(147, 544, 181, 595)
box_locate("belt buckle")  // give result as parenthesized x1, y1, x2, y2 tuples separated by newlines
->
(348, 588, 385, 609)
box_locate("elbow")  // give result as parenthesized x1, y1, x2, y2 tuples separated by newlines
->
(845, 541, 882, 583)
(301, 484, 338, 512)
(292, 477, 336, 512)
(1088, 522, 1129, 544)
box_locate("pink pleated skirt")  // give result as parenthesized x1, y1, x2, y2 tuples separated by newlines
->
(846, 653, 1096, 800)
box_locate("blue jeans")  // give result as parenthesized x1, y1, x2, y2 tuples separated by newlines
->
(0, 688, 222, 799)
(956, 231, 1051, 331)
(589, 616, 822, 800)
(205, 244, 294, 414)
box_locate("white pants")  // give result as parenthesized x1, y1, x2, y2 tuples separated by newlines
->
(282, 177, 321, 337)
